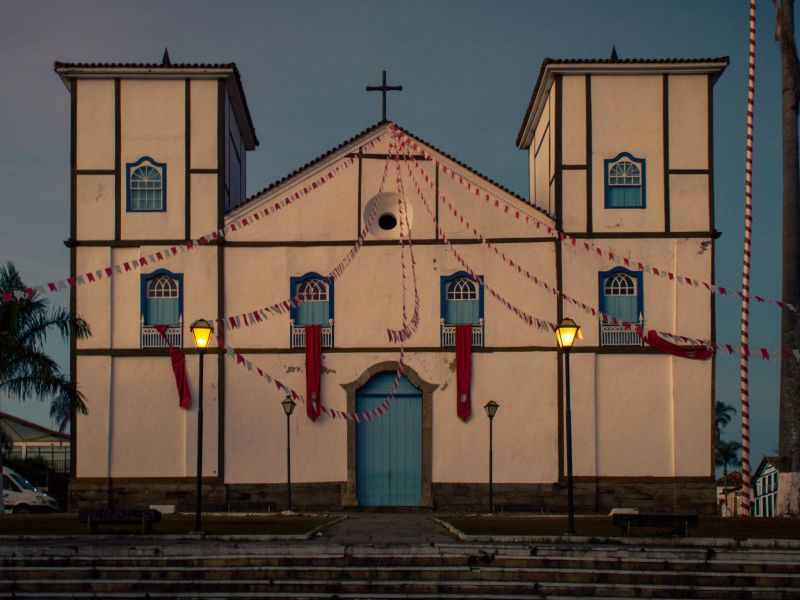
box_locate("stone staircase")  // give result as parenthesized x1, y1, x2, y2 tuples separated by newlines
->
(1, 541, 799, 598)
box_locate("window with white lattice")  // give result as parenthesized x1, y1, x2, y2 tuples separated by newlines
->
(605, 152, 645, 208)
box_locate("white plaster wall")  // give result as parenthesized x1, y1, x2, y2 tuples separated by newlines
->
(109, 356, 218, 477)
(76, 79, 115, 170)
(223, 240, 558, 350)
(119, 79, 185, 240)
(569, 352, 597, 476)
(670, 174, 710, 232)
(675, 238, 713, 339)
(110, 246, 219, 348)
(562, 169, 587, 232)
(75, 356, 111, 478)
(76, 246, 112, 349)
(76, 175, 115, 240)
(596, 354, 673, 476)
(591, 75, 664, 232)
(190, 173, 219, 239)
(531, 96, 552, 214)
(561, 75, 586, 166)
(672, 358, 712, 476)
(223, 350, 559, 485)
(668, 75, 708, 170)
(190, 80, 218, 169)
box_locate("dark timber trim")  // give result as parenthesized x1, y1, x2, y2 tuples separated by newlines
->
(357, 147, 363, 237)
(669, 168, 710, 175)
(222, 237, 556, 248)
(435, 164, 440, 239)
(190, 168, 220, 174)
(76, 169, 115, 176)
(75, 346, 666, 356)
(586, 74, 593, 234)
(561, 164, 587, 170)
(65, 239, 209, 248)
(663, 75, 671, 232)
(185, 79, 191, 240)
(566, 231, 717, 240)
(69, 81, 78, 477)
(553, 75, 565, 479)
(217, 79, 226, 481)
(114, 78, 121, 241)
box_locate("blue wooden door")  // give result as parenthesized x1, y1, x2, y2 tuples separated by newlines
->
(356, 373, 422, 506)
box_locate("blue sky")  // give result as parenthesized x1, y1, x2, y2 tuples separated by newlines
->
(0, 1, 791, 468)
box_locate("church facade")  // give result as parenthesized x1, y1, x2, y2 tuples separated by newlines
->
(57, 54, 728, 513)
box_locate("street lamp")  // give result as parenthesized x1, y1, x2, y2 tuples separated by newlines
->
(484, 400, 499, 513)
(556, 317, 581, 535)
(190, 318, 213, 535)
(281, 395, 297, 512)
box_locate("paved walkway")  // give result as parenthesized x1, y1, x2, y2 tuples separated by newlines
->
(317, 511, 456, 544)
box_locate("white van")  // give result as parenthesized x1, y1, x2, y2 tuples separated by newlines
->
(2, 466, 59, 513)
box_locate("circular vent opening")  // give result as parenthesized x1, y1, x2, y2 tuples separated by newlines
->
(378, 213, 398, 231)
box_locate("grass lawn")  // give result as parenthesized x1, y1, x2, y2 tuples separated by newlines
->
(442, 515, 800, 540)
(0, 513, 339, 536)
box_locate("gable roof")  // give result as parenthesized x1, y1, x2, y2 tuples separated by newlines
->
(516, 56, 730, 149)
(753, 455, 783, 480)
(0, 412, 68, 443)
(54, 60, 258, 149)
(231, 121, 548, 219)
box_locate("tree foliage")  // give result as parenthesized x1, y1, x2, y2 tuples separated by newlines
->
(0, 262, 91, 427)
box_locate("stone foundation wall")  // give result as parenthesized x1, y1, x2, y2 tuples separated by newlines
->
(69, 478, 715, 514)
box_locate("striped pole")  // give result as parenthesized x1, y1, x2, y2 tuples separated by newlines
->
(739, 0, 757, 515)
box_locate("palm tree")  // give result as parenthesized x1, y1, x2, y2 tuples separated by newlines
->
(714, 401, 736, 446)
(715, 439, 742, 516)
(0, 261, 91, 507)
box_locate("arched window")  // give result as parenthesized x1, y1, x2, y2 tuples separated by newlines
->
(127, 157, 166, 211)
(605, 152, 645, 208)
(599, 268, 642, 324)
(142, 271, 182, 326)
(442, 273, 482, 325)
(291, 274, 332, 325)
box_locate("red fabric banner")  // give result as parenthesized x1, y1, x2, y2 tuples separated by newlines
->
(644, 330, 714, 360)
(154, 325, 191, 409)
(456, 325, 472, 421)
(305, 325, 322, 421)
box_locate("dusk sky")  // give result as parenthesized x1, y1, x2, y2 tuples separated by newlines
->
(0, 1, 792, 469)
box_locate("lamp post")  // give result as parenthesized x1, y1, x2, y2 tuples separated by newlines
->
(281, 395, 296, 512)
(556, 317, 581, 535)
(190, 319, 213, 535)
(484, 400, 499, 513)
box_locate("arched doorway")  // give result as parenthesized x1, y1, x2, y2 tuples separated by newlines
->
(342, 362, 436, 508)
(356, 373, 422, 506)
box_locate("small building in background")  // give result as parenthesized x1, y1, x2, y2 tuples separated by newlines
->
(752, 456, 781, 517)
(0, 412, 70, 473)
(715, 471, 747, 517)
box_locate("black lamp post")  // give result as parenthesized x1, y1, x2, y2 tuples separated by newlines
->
(281, 395, 296, 512)
(556, 317, 581, 535)
(484, 400, 499, 513)
(189, 318, 213, 535)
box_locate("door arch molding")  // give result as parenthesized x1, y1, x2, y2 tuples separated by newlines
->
(341, 361, 437, 507)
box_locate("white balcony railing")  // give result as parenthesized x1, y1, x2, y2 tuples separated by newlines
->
(141, 316, 183, 348)
(440, 319, 484, 347)
(290, 319, 334, 349)
(600, 320, 643, 347)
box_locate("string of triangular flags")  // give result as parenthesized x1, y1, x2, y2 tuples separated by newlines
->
(215, 157, 390, 334)
(391, 126, 796, 315)
(219, 332, 406, 422)
(386, 140, 421, 343)
(0, 134, 384, 304)
(397, 130, 799, 362)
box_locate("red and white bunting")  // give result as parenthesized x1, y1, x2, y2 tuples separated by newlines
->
(390, 126, 795, 315)
(1, 135, 384, 304)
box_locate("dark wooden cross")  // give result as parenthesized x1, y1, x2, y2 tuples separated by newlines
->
(366, 70, 402, 122)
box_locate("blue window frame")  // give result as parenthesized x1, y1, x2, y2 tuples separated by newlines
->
(598, 267, 643, 324)
(604, 152, 645, 208)
(290, 272, 333, 325)
(127, 156, 166, 212)
(440, 272, 484, 324)
(141, 269, 183, 326)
